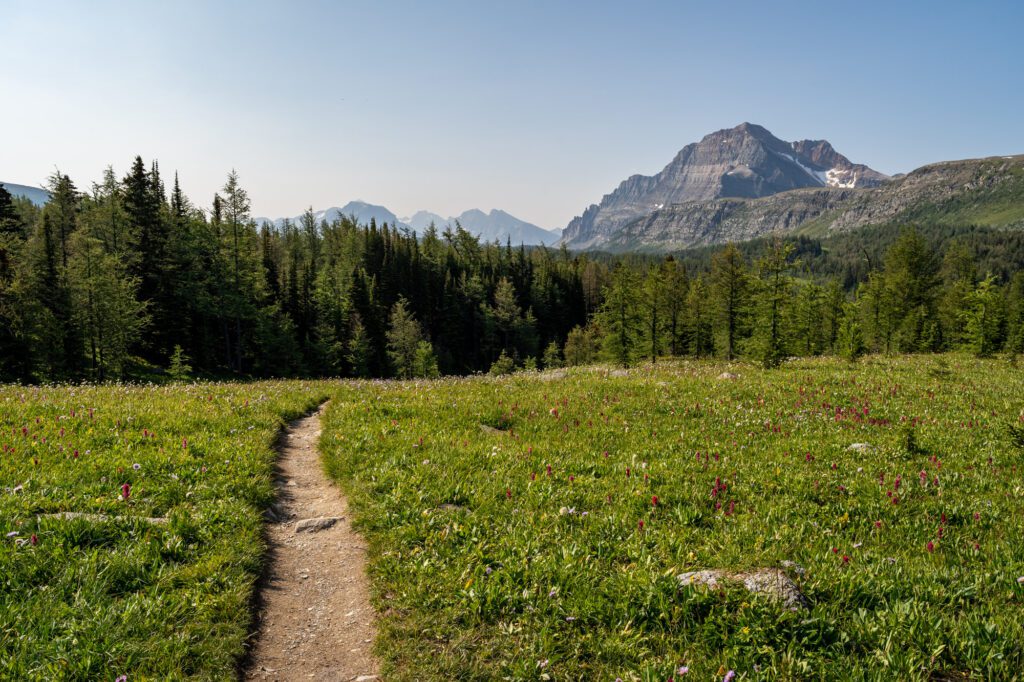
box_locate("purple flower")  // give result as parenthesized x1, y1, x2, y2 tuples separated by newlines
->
(724, 671, 736, 682)
(678, 666, 690, 675)
(132, 463, 141, 471)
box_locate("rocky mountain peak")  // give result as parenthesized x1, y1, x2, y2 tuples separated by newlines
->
(562, 123, 889, 249)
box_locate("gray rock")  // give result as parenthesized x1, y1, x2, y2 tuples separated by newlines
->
(779, 560, 806, 576)
(678, 568, 808, 610)
(848, 442, 875, 453)
(717, 372, 739, 380)
(294, 517, 342, 533)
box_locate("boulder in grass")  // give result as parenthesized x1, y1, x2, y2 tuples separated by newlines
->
(717, 372, 739, 380)
(848, 442, 875, 453)
(678, 568, 808, 611)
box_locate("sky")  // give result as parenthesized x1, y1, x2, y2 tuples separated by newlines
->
(2, 0, 1023, 229)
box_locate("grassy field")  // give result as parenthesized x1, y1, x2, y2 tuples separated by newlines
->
(320, 356, 1024, 680)
(0, 381, 328, 680)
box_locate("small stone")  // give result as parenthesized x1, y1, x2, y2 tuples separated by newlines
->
(294, 517, 342, 533)
(780, 560, 806, 575)
(354, 676, 380, 681)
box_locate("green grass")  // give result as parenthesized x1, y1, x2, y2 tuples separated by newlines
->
(320, 356, 1024, 680)
(0, 381, 328, 680)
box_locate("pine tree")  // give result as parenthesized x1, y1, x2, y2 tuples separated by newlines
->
(687, 275, 714, 357)
(563, 325, 598, 366)
(751, 237, 794, 369)
(838, 300, 866, 363)
(68, 232, 148, 380)
(961, 274, 1003, 357)
(386, 297, 423, 378)
(597, 265, 643, 368)
(710, 243, 749, 360)
(542, 340, 563, 369)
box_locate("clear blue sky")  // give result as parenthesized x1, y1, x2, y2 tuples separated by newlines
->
(2, 0, 1022, 228)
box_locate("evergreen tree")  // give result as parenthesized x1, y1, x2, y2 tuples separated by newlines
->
(386, 297, 423, 378)
(563, 325, 599, 366)
(750, 237, 794, 369)
(597, 265, 643, 368)
(542, 341, 563, 369)
(961, 274, 1003, 357)
(68, 232, 148, 379)
(687, 275, 713, 356)
(710, 243, 749, 360)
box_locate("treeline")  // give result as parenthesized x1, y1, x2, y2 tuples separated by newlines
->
(587, 233, 1024, 368)
(1, 159, 1022, 382)
(0, 161, 594, 381)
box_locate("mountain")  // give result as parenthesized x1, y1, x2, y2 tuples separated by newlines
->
(601, 154, 1024, 252)
(256, 203, 557, 245)
(403, 208, 560, 245)
(405, 210, 447, 232)
(562, 123, 888, 249)
(1, 182, 49, 206)
(255, 201, 408, 230)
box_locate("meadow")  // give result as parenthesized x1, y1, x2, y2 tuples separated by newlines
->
(0, 381, 328, 680)
(320, 355, 1024, 680)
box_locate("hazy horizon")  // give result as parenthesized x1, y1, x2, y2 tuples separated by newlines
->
(3, 0, 1023, 229)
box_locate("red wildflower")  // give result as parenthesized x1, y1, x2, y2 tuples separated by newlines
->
(651, 495, 658, 507)
(121, 483, 131, 500)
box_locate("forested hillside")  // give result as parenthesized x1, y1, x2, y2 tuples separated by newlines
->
(1, 159, 1022, 382)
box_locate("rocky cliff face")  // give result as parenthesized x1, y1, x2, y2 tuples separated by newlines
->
(562, 123, 888, 249)
(599, 155, 1024, 252)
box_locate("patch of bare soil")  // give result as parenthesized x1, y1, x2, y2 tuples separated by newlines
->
(244, 404, 379, 681)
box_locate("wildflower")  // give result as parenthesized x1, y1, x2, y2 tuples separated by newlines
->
(724, 671, 736, 682)
(121, 483, 131, 501)
(506, 488, 511, 499)
(652, 495, 659, 507)
(678, 666, 690, 676)
(132, 463, 141, 471)
(638, 519, 645, 530)
(29, 534, 38, 546)
(5, 532, 18, 538)
(842, 555, 850, 564)
(926, 541, 935, 553)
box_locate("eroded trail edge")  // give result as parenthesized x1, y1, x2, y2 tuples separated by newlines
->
(245, 403, 379, 681)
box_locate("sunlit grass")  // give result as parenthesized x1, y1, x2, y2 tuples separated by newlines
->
(0, 381, 328, 680)
(321, 356, 1024, 680)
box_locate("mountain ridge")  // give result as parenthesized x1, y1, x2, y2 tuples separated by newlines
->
(562, 122, 889, 249)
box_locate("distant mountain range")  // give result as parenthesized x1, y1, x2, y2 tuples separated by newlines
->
(561, 122, 1024, 252)
(404, 208, 560, 245)
(256, 202, 560, 246)
(0, 182, 49, 206)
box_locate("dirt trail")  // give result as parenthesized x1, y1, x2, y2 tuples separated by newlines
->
(245, 404, 379, 681)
